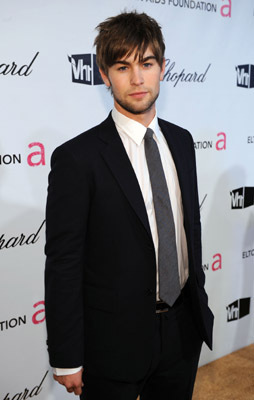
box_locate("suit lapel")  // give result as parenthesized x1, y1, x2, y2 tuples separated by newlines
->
(158, 118, 190, 218)
(97, 114, 152, 239)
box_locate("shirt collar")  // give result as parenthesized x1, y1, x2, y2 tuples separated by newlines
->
(112, 107, 161, 146)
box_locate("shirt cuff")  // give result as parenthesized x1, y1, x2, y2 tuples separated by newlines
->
(53, 366, 83, 376)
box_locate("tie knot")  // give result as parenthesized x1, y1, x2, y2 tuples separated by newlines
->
(145, 128, 154, 141)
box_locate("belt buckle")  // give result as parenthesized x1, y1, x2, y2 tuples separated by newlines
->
(156, 301, 169, 314)
(156, 308, 169, 314)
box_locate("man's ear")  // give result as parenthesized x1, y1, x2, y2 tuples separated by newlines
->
(160, 58, 166, 81)
(99, 68, 111, 87)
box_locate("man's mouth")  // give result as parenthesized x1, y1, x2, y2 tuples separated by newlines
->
(128, 91, 148, 99)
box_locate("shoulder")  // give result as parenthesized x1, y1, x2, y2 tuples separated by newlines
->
(51, 113, 113, 163)
(158, 117, 191, 137)
(158, 117, 194, 145)
(60, 114, 112, 151)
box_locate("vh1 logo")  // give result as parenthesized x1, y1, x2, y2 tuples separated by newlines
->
(230, 187, 254, 209)
(68, 54, 103, 85)
(236, 64, 254, 89)
(226, 298, 250, 322)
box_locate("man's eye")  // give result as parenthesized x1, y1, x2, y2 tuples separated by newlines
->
(118, 66, 127, 71)
(143, 63, 152, 68)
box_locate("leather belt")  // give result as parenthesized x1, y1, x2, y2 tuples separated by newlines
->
(156, 301, 169, 314)
(155, 281, 190, 314)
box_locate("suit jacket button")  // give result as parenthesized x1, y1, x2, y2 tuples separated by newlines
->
(146, 288, 153, 296)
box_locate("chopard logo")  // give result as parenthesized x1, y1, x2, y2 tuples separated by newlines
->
(0, 221, 45, 250)
(163, 59, 211, 87)
(3, 371, 48, 400)
(0, 52, 39, 77)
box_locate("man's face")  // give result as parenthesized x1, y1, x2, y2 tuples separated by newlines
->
(100, 47, 165, 123)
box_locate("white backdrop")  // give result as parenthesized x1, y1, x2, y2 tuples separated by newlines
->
(1, 0, 254, 398)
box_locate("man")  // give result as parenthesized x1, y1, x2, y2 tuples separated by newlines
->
(45, 11, 214, 400)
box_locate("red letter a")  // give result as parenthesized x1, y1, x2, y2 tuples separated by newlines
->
(221, 0, 232, 18)
(27, 142, 45, 166)
(32, 301, 45, 324)
(212, 253, 222, 271)
(216, 132, 226, 151)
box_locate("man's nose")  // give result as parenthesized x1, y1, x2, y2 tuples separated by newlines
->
(130, 67, 144, 85)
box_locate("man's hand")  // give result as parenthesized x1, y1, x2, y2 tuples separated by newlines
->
(53, 369, 84, 395)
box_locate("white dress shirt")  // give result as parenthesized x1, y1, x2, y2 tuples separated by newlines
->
(53, 108, 189, 376)
(112, 108, 189, 297)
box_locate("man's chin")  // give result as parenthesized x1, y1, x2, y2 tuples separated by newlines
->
(115, 101, 155, 116)
(126, 107, 152, 115)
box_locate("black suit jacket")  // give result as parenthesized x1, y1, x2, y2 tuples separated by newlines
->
(45, 113, 213, 382)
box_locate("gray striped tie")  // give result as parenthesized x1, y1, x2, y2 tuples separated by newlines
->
(144, 128, 181, 306)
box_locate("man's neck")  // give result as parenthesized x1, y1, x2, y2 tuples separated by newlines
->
(114, 102, 156, 127)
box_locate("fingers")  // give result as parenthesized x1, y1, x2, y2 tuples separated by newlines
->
(74, 387, 83, 396)
(54, 369, 84, 395)
(53, 372, 84, 396)
(66, 386, 83, 395)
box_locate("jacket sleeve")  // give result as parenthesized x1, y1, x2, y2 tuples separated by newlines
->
(45, 144, 91, 368)
(188, 132, 208, 304)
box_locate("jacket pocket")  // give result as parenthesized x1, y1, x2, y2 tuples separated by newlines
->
(84, 284, 118, 314)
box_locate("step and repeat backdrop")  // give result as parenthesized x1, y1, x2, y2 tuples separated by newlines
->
(1, 0, 253, 398)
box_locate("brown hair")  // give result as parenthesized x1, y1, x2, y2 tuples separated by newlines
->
(94, 11, 165, 74)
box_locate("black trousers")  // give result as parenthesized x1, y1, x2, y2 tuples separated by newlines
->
(81, 288, 203, 400)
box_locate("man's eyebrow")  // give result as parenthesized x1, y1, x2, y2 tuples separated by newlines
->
(113, 55, 157, 65)
(113, 60, 130, 66)
(141, 56, 157, 62)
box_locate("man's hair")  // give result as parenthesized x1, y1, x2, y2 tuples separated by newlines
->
(94, 11, 165, 74)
